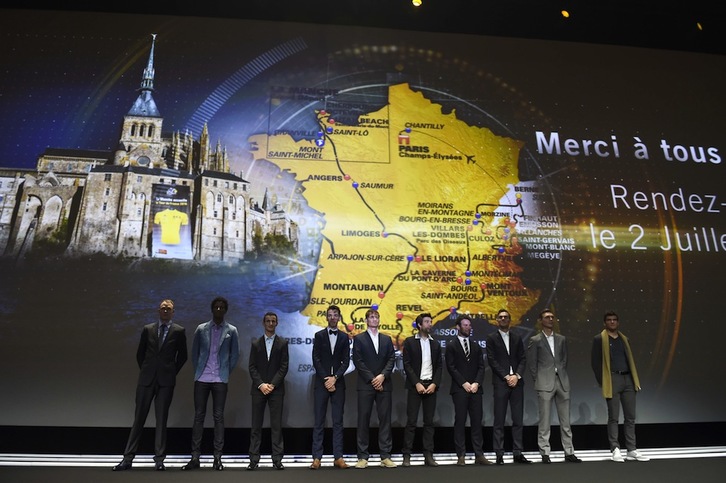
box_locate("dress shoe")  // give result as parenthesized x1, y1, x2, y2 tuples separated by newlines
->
(333, 457, 349, 469)
(354, 459, 368, 469)
(155, 462, 166, 471)
(423, 453, 438, 467)
(213, 457, 224, 471)
(564, 454, 582, 463)
(456, 455, 466, 466)
(247, 461, 259, 471)
(112, 460, 132, 471)
(541, 455, 551, 464)
(181, 458, 200, 470)
(495, 455, 504, 465)
(475, 455, 493, 465)
(513, 454, 532, 464)
(273, 461, 285, 470)
(402, 454, 411, 467)
(380, 457, 397, 468)
(309, 458, 321, 469)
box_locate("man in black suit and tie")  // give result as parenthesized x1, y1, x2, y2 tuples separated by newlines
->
(247, 312, 289, 470)
(310, 305, 350, 470)
(401, 312, 442, 467)
(113, 299, 188, 471)
(485, 309, 530, 465)
(527, 309, 581, 463)
(352, 308, 396, 469)
(445, 314, 492, 466)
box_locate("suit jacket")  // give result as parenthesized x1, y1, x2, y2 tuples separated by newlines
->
(402, 334, 442, 390)
(445, 336, 485, 394)
(485, 329, 526, 386)
(352, 331, 395, 392)
(191, 320, 240, 383)
(136, 322, 187, 387)
(312, 328, 350, 389)
(527, 331, 570, 392)
(248, 334, 289, 394)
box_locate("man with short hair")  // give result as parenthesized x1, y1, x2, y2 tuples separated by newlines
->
(352, 309, 396, 469)
(113, 299, 187, 472)
(310, 305, 350, 469)
(248, 312, 289, 470)
(182, 296, 240, 471)
(401, 312, 442, 467)
(527, 309, 581, 463)
(591, 311, 649, 463)
(445, 314, 492, 466)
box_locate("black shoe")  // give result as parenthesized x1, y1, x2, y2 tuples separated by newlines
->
(182, 459, 200, 471)
(247, 461, 259, 471)
(541, 455, 551, 464)
(112, 460, 132, 471)
(273, 461, 285, 470)
(513, 455, 532, 464)
(213, 458, 224, 471)
(564, 454, 582, 463)
(155, 462, 166, 471)
(495, 455, 504, 465)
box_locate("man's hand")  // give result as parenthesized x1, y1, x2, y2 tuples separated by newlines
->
(324, 375, 337, 392)
(371, 374, 385, 391)
(259, 383, 275, 395)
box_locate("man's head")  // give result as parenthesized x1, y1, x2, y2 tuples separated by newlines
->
(415, 312, 433, 336)
(326, 305, 342, 329)
(495, 309, 511, 331)
(365, 309, 380, 330)
(456, 314, 472, 337)
(603, 311, 619, 333)
(538, 309, 555, 332)
(158, 299, 174, 322)
(211, 296, 228, 320)
(263, 311, 278, 336)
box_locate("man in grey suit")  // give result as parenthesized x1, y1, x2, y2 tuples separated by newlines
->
(113, 299, 188, 472)
(352, 308, 396, 469)
(527, 309, 581, 463)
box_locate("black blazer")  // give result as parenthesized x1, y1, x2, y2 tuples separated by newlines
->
(485, 329, 526, 385)
(312, 328, 350, 389)
(445, 337, 485, 394)
(248, 334, 289, 394)
(352, 331, 395, 392)
(136, 322, 187, 387)
(402, 335, 442, 390)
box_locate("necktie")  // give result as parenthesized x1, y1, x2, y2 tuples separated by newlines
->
(329, 330, 338, 335)
(159, 324, 168, 348)
(463, 338, 470, 358)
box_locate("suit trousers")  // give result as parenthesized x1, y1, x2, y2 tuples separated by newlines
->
(190, 381, 228, 458)
(312, 384, 346, 459)
(356, 389, 392, 460)
(249, 390, 285, 463)
(402, 386, 437, 455)
(536, 376, 574, 455)
(451, 391, 484, 456)
(606, 373, 637, 451)
(123, 383, 175, 462)
(492, 382, 524, 455)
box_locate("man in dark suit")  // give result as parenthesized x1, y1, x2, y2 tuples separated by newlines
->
(445, 314, 492, 466)
(182, 296, 240, 471)
(527, 309, 581, 463)
(113, 299, 188, 471)
(310, 305, 350, 469)
(485, 309, 531, 465)
(402, 312, 442, 467)
(352, 308, 396, 469)
(247, 311, 289, 470)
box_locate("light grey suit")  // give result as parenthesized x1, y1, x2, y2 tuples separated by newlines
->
(527, 331, 575, 456)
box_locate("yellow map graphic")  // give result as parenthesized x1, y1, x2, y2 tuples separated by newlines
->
(248, 83, 540, 344)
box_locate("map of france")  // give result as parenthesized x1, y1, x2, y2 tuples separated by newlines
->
(248, 83, 540, 340)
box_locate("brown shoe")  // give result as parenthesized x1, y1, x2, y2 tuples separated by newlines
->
(333, 458, 349, 469)
(424, 453, 438, 467)
(475, 455, 493, 465)
(457, 455, 466, 466)
(309, 458, 321, 469)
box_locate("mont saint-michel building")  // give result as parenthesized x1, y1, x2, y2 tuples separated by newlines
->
(0, 35, 297, 263)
